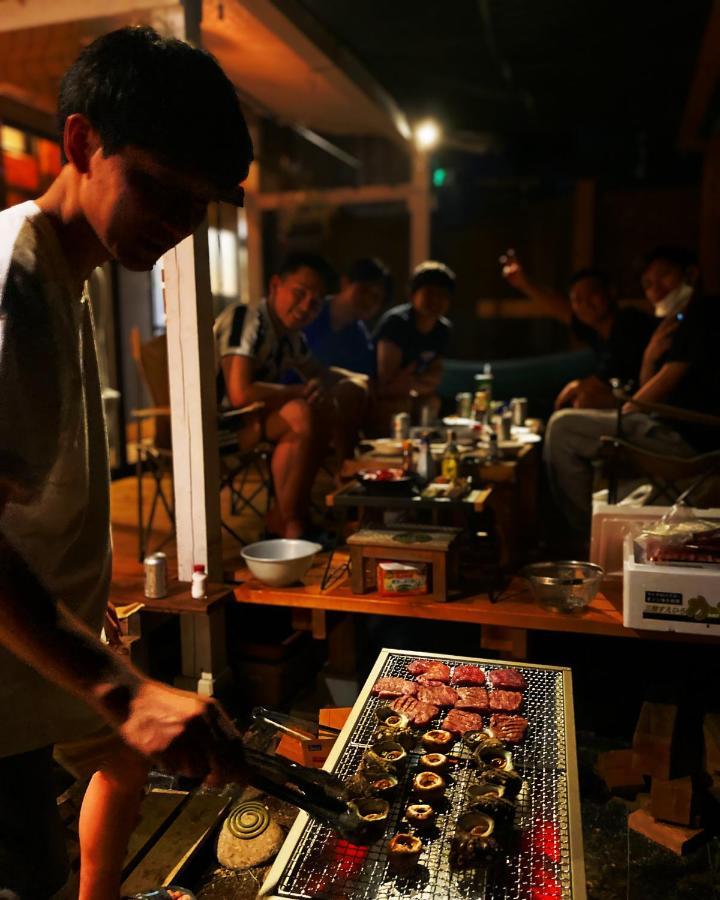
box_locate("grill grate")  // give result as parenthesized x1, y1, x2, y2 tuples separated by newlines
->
(273, 651, 578, 899)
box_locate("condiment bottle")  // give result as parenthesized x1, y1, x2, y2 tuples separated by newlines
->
(441, 430, 460, 482)
(402, 438, 414, 474)
(191, 563, 207, 599)
(417, 432, 435, 483)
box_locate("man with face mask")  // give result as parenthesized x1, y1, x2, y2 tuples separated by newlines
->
(543, 245, 720, 546)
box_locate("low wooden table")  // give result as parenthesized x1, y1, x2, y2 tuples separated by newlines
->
(342, 439, 540, 566)
(231, 552, 720, 661)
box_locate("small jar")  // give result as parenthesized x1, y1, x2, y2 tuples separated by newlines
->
(191, 564, 207, 600)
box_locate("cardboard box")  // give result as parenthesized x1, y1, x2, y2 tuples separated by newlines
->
(377, 561, 428, 596)
(623, 536, 720, 634)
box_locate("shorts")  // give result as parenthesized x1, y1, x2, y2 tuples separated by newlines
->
(0, 746, 69, 899)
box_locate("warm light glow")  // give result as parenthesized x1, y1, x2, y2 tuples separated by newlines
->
(414, 119, 442, 150)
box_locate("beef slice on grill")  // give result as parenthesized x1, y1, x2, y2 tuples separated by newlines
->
(488, 668, 527, 691)
(391, 695, 439, 726)
(417, 684, 459, 707)
(371, 677, 418, 698)
(450, 665, 487, 686)
(407, 659, 451, 683)
(489, 714, 529, 744)
(454, 687, 490, 712)
(488, 690, 523, 712)
(441, 709, 484, 734)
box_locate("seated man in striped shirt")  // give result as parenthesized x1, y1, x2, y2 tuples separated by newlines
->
(215, 253, 367, 538)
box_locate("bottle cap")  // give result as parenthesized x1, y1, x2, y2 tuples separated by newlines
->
(193, 564, 206, 573)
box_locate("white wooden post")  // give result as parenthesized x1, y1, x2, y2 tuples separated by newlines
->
(245, 113, 265, 303)
(409, 147, 431, 267)
(163, 234, 223, 583)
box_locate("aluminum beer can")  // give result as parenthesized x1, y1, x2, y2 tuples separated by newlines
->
(455, 392, 473, 418)
(392, 412, 411, 441)
(500, 411, 513, 441)
(511, 397, 528, 427)
(144, 552, 168, 599)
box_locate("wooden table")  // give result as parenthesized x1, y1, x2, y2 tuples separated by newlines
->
(231, 553, 720, 661)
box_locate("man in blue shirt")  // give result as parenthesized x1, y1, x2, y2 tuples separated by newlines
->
(303, 257, 389, 375)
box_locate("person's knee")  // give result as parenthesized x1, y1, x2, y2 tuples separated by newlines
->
(280, 398, 314, 440)
(98, 746, 149, 790)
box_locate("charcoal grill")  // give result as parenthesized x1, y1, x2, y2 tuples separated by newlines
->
(260, 648, 586, 899)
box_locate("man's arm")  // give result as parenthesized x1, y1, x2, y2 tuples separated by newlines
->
(627, 361, 688, 410)
(413, 357, 443, 395)
(501, 258, 571, 324)
(0, 491, 242, 779)
(222, 355, 305, 409)
(376, 339, 418, 397)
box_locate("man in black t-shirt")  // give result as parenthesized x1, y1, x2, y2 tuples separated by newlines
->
(544, 247, 720, 539)
(501, 255, 656, 408)
(370, 261, 453, 433)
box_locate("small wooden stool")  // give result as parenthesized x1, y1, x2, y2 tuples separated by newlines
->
(347, 525, 461, 602)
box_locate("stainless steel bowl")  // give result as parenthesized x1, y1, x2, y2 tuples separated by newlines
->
(241, 539, 322, 587)
(523, 560, 604, 613)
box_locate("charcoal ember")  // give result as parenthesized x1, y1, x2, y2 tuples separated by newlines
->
(450, 665, 487, 686)
(489, 714, 529, 744)
(371, 677, 418, 698)
(407, 659, 451, 683)
(488, 690, 523, 712)
(488, 668, 527, 690)
(417, 684, 459, 707)
(454, 687, 490, 712)
(442, 708, 484, 734)
(391, 695, 439, 726)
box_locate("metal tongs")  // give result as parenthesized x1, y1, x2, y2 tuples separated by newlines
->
(239, 707, 361, 839)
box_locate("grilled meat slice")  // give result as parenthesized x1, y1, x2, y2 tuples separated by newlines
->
(391, 695, 439, 726)
(488, 668, 527, 691)
(488, 690, 523, 712)
(450, 665, 487, 686)
(489, 714, 529, 743)
(407, 659, 451, 683)
(442, 708, 484, 734)
(417, 684, 459, 707)
(454, 687, 490, 712)
(371, 677, 418, 699)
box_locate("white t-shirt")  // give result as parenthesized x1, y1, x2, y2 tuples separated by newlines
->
(0, 201, 110, 757)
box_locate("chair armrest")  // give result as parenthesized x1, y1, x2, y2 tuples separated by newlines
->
(610, 382, 720, 428)
(131, 406, 171, 419)
(218, 402, 265, 425)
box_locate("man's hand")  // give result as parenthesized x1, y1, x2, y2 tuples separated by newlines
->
(642, 317, 678, 368)
(386, 363, 417, 396)
(116, 679, 243, 784)
(554, 379, 580, 410)
(302, 377, 326, 406)
(500, 254, 530, 293)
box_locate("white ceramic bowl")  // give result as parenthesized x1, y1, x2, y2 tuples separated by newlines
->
(241, 539, 322, 587)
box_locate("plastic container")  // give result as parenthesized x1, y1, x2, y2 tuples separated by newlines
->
(191, 563, 207, 599)
(523, 561, 604, 613)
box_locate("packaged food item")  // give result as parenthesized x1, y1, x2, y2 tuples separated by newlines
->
(377, 561, 428, 596)
(634, 504, 720, 566)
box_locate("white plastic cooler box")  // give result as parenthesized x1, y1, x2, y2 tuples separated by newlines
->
(623, 534, 720, 634)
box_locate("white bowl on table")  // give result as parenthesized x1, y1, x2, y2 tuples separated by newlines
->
(241, 539, 322, 587)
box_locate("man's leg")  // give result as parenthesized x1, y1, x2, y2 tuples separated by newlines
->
(544, 409, 620, 535)
(330, 378, 368, 468)
(0, 746, 70, 900)
(77, 744, 149, 900)
(264, 398, 323, 538)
